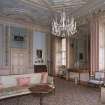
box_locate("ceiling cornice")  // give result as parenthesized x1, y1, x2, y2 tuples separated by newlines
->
(20, 0, 50, 10)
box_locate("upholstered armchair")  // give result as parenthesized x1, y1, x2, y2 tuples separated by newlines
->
(88, 71, 105, 87)
(58, 65, 66, 78)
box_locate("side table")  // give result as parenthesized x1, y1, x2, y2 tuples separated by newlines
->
(29, 84, 54, 105)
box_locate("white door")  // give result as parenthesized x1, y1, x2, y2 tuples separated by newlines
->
(11, 48, 29, 74)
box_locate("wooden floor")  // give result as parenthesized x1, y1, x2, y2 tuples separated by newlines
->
(0, 78, 103, 105)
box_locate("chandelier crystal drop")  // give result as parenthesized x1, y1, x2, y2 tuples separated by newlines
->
(52, 9, 77, 37)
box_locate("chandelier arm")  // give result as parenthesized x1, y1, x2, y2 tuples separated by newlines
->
(52, 9, 77, 37)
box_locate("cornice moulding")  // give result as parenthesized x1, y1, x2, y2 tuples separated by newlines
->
(0, 16, 50, 33)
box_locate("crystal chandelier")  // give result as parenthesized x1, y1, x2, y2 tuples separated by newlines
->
(52, 9, 77, 37)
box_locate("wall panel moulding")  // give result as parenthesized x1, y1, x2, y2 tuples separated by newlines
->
(77, 16, 90, 26)
(33, 26, 50, 33)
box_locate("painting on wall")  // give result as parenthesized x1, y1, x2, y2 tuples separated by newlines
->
(79, 53, 83, 60)
(36, 49, 42, 59)
(11, 26, 28, 48)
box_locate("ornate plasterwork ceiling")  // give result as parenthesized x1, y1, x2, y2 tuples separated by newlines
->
(0, 0, 105, 26)
(48, 0, 87, 8)
(47, 0, 105, 16)
(0, 0, 51, 26)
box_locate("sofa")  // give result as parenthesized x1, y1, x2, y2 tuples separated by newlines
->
(0, 73, 54, 100)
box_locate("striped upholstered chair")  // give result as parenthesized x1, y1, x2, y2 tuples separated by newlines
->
(88, 71, 105, 87)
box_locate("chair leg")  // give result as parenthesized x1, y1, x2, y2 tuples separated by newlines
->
(53, 88, 56, 95)
(17, 96, 20, 105)
(39, 93, 43, 105)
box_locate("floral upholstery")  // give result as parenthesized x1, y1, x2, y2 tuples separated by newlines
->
(17, 77, 31, 86)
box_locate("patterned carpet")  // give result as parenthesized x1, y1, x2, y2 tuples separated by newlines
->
(0, 78, 104, 105)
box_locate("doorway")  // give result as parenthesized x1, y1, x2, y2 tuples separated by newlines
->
(11, 48, 29, 74)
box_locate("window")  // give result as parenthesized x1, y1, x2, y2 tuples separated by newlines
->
(99, 23, 105, 71)
(56, 38, 66, 66)
(0, 24, 6, 66)
(55, 37, 66, 75)
(61, 38, 66, 65)
(99, 48, 105, 70)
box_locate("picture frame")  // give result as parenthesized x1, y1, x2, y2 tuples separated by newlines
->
(36, 49, 42, 58)
(79, 53, 83, 60)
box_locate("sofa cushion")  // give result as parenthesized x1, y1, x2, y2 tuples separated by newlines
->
(29, 73, 42, 84)
(17, 77, 30, 86)
(40, 72, 48, 83)
(0, 73, 42, 88)
(1, 75, 17, 88)
(15, 73, 42, 84)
